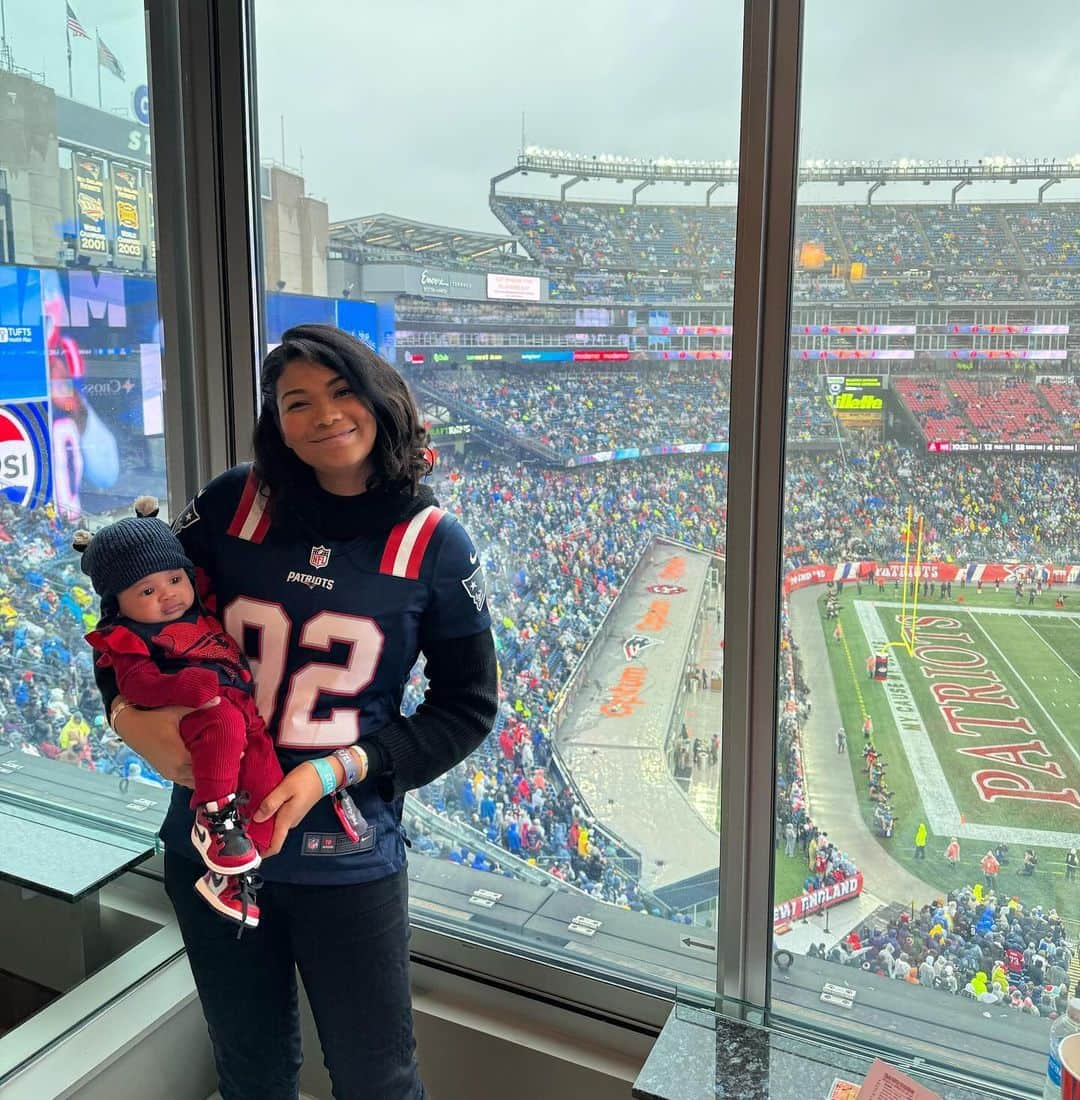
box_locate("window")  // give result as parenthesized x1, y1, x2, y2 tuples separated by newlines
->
(0, 0, 177, 1074)
(771, 3, 1080, 1093)
(252, 0, 743, 995)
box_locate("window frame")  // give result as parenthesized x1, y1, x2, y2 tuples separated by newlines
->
(147, 0, 263, 506)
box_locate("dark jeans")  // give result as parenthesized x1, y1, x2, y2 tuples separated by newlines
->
(165, 853, 427, 1100)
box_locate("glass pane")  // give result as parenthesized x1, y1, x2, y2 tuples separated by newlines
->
(252, 1, 742, 995)
(773, 4, 1080, 1094)
(0, 0, 173, 1065)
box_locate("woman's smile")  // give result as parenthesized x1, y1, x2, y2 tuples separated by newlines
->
(312, 426, 357, 445)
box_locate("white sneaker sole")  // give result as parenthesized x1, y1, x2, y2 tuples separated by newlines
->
(190, 823, 262, 876)
(194, 876, 260, 928)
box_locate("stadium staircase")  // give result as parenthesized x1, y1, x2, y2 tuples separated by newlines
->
(997, 212, 1027, 271)
(908, 209, 937, 267)
(412, 379, 565, 464)
(824, 207, 851, 270)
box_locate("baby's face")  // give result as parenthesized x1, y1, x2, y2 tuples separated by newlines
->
(116, 568, 195, 624)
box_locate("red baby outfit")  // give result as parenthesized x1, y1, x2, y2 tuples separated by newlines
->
(86, 610, 283, 854)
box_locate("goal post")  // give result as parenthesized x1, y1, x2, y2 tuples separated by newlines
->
(885, 504, 924, 658)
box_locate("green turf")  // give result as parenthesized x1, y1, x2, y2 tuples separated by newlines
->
(774, 847, 813, 903)
(819, 590, 1080, 915)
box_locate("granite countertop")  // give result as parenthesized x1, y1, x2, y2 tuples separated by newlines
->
(633, 1005, 1009, 1100)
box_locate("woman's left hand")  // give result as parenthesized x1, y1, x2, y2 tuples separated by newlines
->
(254, 761, 331, 858)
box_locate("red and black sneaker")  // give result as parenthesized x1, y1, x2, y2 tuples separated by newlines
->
(191, 794, 261, 875)
(194, 870, 261, 929)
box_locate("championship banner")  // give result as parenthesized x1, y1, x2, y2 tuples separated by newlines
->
(774, 872, 864, 927)
(74, 153, 109, 258)
(111, 163, 143, 261)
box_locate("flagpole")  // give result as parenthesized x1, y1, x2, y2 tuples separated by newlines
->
(95, 28, 101, 109)
(66, 21, 73, 98)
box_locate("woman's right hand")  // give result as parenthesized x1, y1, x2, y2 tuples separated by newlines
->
(112, 698, 218, 787)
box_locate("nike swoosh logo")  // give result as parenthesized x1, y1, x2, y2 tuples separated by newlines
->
(194, 825, 207, 842)
(469, 552, 478, 565)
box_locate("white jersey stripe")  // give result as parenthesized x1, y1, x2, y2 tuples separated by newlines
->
(238, 487, 269, 541)
(391, 505, 439, 577)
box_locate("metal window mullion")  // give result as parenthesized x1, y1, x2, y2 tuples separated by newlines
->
(145, 0, 261, 507)
(209, 0, 262, 447)
(145, 0, 209, 506)
(718, 0, 804, 1011)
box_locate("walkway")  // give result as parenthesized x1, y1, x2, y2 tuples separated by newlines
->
(683, 589, 725, 829)
(556, 545, 720, 892)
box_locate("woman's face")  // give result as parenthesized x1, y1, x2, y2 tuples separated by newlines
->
(275, 358, 377, 493)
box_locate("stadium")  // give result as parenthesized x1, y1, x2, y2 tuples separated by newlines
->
(2, 133, 1078, 1088)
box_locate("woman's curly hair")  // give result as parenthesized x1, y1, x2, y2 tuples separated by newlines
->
(253, 324, 431, 518)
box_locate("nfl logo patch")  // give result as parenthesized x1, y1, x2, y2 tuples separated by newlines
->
(310, 545, 331, 569)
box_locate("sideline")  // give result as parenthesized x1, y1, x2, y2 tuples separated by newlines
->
(789, 587, 933, 910)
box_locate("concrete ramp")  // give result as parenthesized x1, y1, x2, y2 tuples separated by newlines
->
(556, 544, 721, 891)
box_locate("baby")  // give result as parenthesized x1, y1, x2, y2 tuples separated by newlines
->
(78, 497, 282, 929)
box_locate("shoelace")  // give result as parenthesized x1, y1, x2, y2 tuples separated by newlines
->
(233, 872, 263, 941)
(204, 801, 242, 836)
(231, 790, 254, 820)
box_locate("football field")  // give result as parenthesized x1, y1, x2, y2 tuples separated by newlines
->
(824, 589, 1080, 913)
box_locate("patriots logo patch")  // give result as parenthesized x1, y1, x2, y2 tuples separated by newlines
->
(462, 566, 487, 612)
(171, 498, 201, 533)
(623, 633, 660, 661)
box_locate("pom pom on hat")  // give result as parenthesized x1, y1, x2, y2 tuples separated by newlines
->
(72, 529, 93, 554)
(134, 495, 160, 518)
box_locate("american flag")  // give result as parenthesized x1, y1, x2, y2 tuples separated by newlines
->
(97, 35, 125, 80)
(66, 4, 89, 40)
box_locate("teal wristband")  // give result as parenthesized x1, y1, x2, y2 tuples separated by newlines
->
(307, 757, 337, 797)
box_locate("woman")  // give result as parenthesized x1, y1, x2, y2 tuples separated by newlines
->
(99, 325, 497, 1099)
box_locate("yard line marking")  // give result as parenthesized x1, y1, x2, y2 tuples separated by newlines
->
(963, 612, 1080, 773)
(870, 600, 1074, 620)
(1019, 616, 1080, 684)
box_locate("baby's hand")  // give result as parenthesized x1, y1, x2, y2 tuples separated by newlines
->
(195, 696, 221, 711)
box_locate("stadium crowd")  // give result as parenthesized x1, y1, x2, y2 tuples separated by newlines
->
(816, 885, 1075, 1019)
(1, 430, 1078, 930)
(782, 446, 1080, 565)
(489, 196, 1080, 304)
(428, 367, 731, 459)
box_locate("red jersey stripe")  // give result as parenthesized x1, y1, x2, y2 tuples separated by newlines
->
(380, 522, 408, 574)
(404, 507, 444, 580)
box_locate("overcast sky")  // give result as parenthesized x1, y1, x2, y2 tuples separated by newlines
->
(10, 1, 1080, 230)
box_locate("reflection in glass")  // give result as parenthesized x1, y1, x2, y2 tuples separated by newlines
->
(253, 0, 742, 994)
(0, 0, 172, 1057)
(772, 2, 1080, 1092)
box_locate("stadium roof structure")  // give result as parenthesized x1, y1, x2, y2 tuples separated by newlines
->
(329, 213, 525, 263)
(492, 148, 1080, 205)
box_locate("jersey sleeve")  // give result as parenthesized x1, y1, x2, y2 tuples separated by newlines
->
(420, 516, 492, 644)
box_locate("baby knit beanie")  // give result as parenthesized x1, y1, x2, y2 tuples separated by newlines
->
(74, 496, 194, 601)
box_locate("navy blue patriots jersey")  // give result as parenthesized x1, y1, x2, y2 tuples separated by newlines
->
(161, 464, 491, 884)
